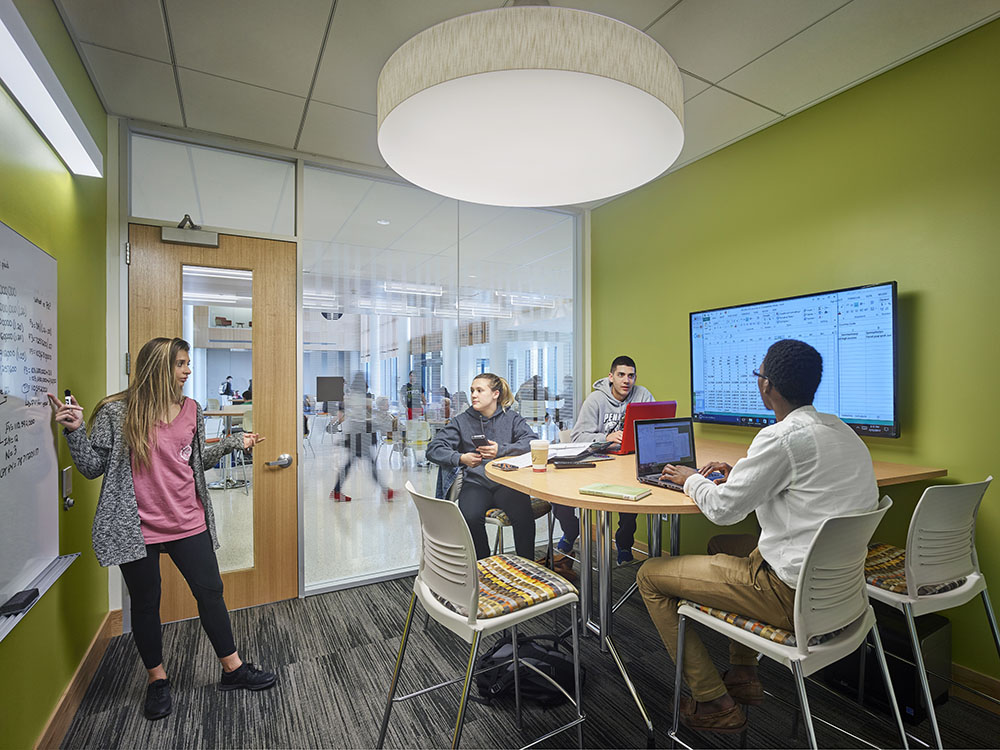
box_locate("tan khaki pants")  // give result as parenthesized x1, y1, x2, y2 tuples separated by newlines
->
(636, 534, 796, 701)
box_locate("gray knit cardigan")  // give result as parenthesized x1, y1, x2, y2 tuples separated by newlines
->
(64, 398, 242, 567)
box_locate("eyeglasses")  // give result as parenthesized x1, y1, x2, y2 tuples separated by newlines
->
(752, 370, 767, 380)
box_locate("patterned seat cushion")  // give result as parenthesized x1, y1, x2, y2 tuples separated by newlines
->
(485, 497, 551, 525)
(433, 554, 577, 619)
(678, 600, 844, 648)
(865, 542, 967, 596)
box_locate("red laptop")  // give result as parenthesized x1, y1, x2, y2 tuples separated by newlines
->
(609, 401, 678, 455)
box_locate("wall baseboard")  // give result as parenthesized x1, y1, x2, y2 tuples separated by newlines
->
(35, 609, 122, 750)
(951, 663, 1000, 716)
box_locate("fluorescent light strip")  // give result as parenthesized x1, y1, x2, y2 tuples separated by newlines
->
(182, 294, 241, 303)
(183, 267, 253, 280)
(0, 0, 103, 177)
(383, 281, 444, 297)
(508, 293, 556, 308)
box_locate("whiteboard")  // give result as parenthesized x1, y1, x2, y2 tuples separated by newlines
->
(0, 221, 59, 605)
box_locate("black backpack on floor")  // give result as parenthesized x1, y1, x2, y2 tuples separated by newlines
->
(473, 633, 584, 708)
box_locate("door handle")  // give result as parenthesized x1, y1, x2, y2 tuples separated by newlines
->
(265, 453, 293, 468)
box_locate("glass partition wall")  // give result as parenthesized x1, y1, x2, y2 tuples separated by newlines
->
(130, 133, 578, 594)
(300, 166, 576, 590)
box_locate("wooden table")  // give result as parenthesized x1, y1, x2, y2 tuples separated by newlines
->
(486, 439, 946, 743)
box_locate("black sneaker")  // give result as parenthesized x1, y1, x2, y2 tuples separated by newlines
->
(144, 678, 172, 720)
(218, 662, 277, 691)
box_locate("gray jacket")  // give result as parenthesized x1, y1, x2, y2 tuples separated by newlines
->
(64, 398, 242, 567)
(427, 405, 536, 490)
(571, 377, 655, 442)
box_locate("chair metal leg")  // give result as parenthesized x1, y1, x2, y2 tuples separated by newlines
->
(791, 660, 818, 750)
(902, 603, 943, 749)
(452, 631, 482, 750)
(571, 602, 584, 749)
(668, 614, 687, 749)
(513, 624, 523, 730)
(982, 590, 1000, 660)
(872, 623, 910, 750)
(546, 509, 554, 566)
(377, 592, 418, 749)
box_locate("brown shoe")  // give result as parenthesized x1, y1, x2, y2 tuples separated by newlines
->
(723, 670, 764, 705)
(678, 697, 747, 734)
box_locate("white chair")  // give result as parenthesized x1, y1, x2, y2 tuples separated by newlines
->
(865, 477, 996, 749)
(376, 482, 585, 750)
(669, 497, 907, 750)
(302, 414, 316, 456)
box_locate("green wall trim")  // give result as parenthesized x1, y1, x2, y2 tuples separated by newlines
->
(591, 20, 1000, 677)
(0, 2, 108, 747)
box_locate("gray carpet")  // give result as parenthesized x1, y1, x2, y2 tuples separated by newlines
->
(62, 564, 999, 749)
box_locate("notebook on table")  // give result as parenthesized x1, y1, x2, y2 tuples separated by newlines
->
(578, 483, 652, 501)
(608, 401, 677, 455)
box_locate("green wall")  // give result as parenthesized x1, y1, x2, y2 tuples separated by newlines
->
(591, 20, 1000, 678)
(0, 1, 108, 747)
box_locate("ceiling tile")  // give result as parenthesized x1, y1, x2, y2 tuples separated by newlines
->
(647, 0, 847, 83)
(165, 0, 331, 96)
(673, 86, 780, 166)
(459, 208, 568, 260)
(681, 71, 710, 100)
(722, 0, 1000, 115)
(487, 218, 574, 266)
(80, 44, 183, 126)
(550, 1, 676, 31)
(336, 181, 444, 248)
(389, 199, 461, 255)
(312, 0, 499, 114)
(297, 100, 384, 167)
(57, 0, 171, 62)
(178, 69, 304, 148)
(301, 168, 373, 241)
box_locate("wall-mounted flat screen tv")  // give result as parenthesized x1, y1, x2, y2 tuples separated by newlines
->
(690, 281, 898, 437)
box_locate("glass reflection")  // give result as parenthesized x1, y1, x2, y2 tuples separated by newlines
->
(300, 166, 576, 591)
(181, 265, 254, 573)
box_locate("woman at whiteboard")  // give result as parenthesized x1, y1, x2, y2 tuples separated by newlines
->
(48, 337, 276, 721)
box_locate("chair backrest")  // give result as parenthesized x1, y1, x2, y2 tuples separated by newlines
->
(207, 398, 220, 410)
(405, 481, 479, 625)
(559, 429, 573, 444)
(794, 496, 892, 655)
(242, 408, 252, 433)
(904, 477, 993, 596)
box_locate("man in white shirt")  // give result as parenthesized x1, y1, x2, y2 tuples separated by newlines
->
(637, 339, 878, 734)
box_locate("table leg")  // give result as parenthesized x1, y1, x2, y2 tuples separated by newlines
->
(579, 507, 593, 635)
(606, 634, 656, 747)
(649, 514, 663, 558)
(669, 514, 680, 557)
(597, 510, 613, 652)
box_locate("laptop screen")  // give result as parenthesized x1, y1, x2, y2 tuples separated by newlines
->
(635, 418, 696, 476)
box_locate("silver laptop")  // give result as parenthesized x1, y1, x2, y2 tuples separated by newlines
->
(634, 417, 698, 492)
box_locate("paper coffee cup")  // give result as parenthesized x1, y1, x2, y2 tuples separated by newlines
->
(530, 439, 549, 472)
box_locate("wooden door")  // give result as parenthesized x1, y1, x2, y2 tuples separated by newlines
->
(128, 223, 297, 621)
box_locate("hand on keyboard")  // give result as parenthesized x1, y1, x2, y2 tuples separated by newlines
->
(698, 461, 732, 484)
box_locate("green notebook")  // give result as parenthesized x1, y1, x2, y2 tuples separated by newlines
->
(578, 483, 652, 501)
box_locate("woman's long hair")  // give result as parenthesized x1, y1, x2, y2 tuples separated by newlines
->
(471, 372, 515, 409)
(91, 337, 188, 469)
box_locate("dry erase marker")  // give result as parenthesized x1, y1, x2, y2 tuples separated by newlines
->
(64, 389, 72, 405)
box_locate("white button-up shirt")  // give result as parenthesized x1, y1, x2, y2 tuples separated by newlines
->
(683, 405, 878, 588)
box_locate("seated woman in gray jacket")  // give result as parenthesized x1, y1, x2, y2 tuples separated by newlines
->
(426, 373, 536, 559)
(48, 337, 274, 723)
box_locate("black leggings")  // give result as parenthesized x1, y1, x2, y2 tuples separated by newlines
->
(458, 481, 535, 560)
(119, 530, 237, 669)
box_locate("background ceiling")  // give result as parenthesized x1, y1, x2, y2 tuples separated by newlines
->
(56, 0, 1000, 191)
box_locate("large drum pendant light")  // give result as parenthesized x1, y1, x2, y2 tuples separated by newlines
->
(377, 6, 684, 207)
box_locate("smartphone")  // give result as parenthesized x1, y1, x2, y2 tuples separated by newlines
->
(554, 461, 596, 469)
(471, 434, 490, 448)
